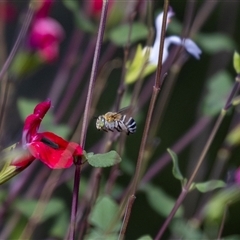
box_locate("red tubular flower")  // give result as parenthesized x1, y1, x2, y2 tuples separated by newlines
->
(12, 100, 83, 169)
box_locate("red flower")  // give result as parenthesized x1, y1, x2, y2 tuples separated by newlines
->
(12, 100, 83, 169)
(89, 0, 114, 17)
(34, 0, 55, 19)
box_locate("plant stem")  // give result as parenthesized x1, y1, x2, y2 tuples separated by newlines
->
(118, 195, 136, 240)
(0, 4, 34, 81)
(119, 0, 169, 236)
(79, 1, 108, 147)
(20, 170, 62, 239)
(134, 0, 169, 195)
(69, 1, 109, 239)
(154, 112, 225, 239)
(141, 116, 211, 184)
(68, 163, 82, 240)
(155, 76, 240, 239)
(217, 204, 228, 239)
(155, 0, 169, 89)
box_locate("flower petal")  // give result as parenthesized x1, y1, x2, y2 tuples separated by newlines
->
(10, 148, 35, 168)
(155, 7, 174, 41)
(29, 17, 65, 62)
(27, 142, 74, 169)
(22, 100, 51, 146)
(149, 7, 202, 65)
(165, 36, 202, 59)
(41, 132, 83, 156)
(182, 38, 202, 59)
(33, 99, 51, 117)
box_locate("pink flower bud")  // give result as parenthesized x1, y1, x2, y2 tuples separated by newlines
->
(28, 17, 65, 62)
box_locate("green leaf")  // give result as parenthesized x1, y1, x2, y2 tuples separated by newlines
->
(62, 0, 78, 10)
(226, 124, 240, 146)
(201, 70, 232, 116)
(194, 180, 226, 193)
(197, 33, 235, 54)
(84, 151, 94, 159)
(167, 148, 184, 182)
(85, 230, 118, 240)
(10, 51, 42, 77)
(233, 51, 240, 74)
(87, 150, 122, 167)
(202, 185, 240, 222)
(15, 198, 65, 222)
(142, 184, 184, 218)
(137, 235, 153, 240)
(17, 98, 71, 138)
(125, 44, 156, 85)
(108, 23, 148, 46)
(170, 219, 207, 239)
(89, 195, 121, 232)
(62, 0, 95, 33)
(50, 211, 68, 238)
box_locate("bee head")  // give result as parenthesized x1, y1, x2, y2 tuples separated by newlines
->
(96, 116, 105, 129)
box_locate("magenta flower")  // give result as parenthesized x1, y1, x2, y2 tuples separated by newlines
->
(26, 0, 64, 63)
(12, 100, 83, 169)
(28, 17, 64, 63)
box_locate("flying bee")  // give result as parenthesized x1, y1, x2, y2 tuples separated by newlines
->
(96, 108, 136, 135)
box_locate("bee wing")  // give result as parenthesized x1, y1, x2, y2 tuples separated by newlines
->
(117, 106, 130, 114)
(113, 106, 135, 117)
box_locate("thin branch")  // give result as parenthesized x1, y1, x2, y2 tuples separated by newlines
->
(141, 116, 211, 184)
(79, 0, 109, 147)
(217, 204, 228, 239)
(69, 1, 109, 239)
(119, 0, 170, 234)
(0, 4, 34, 81)
(118, 195, 136, 240)
(155, 76, 240, 239)
(155, 0, 169, 89)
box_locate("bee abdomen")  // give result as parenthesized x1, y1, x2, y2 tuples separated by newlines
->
(125, 117, 137, 135)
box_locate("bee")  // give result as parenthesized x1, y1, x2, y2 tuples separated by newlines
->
(96, 109, 136, 135)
